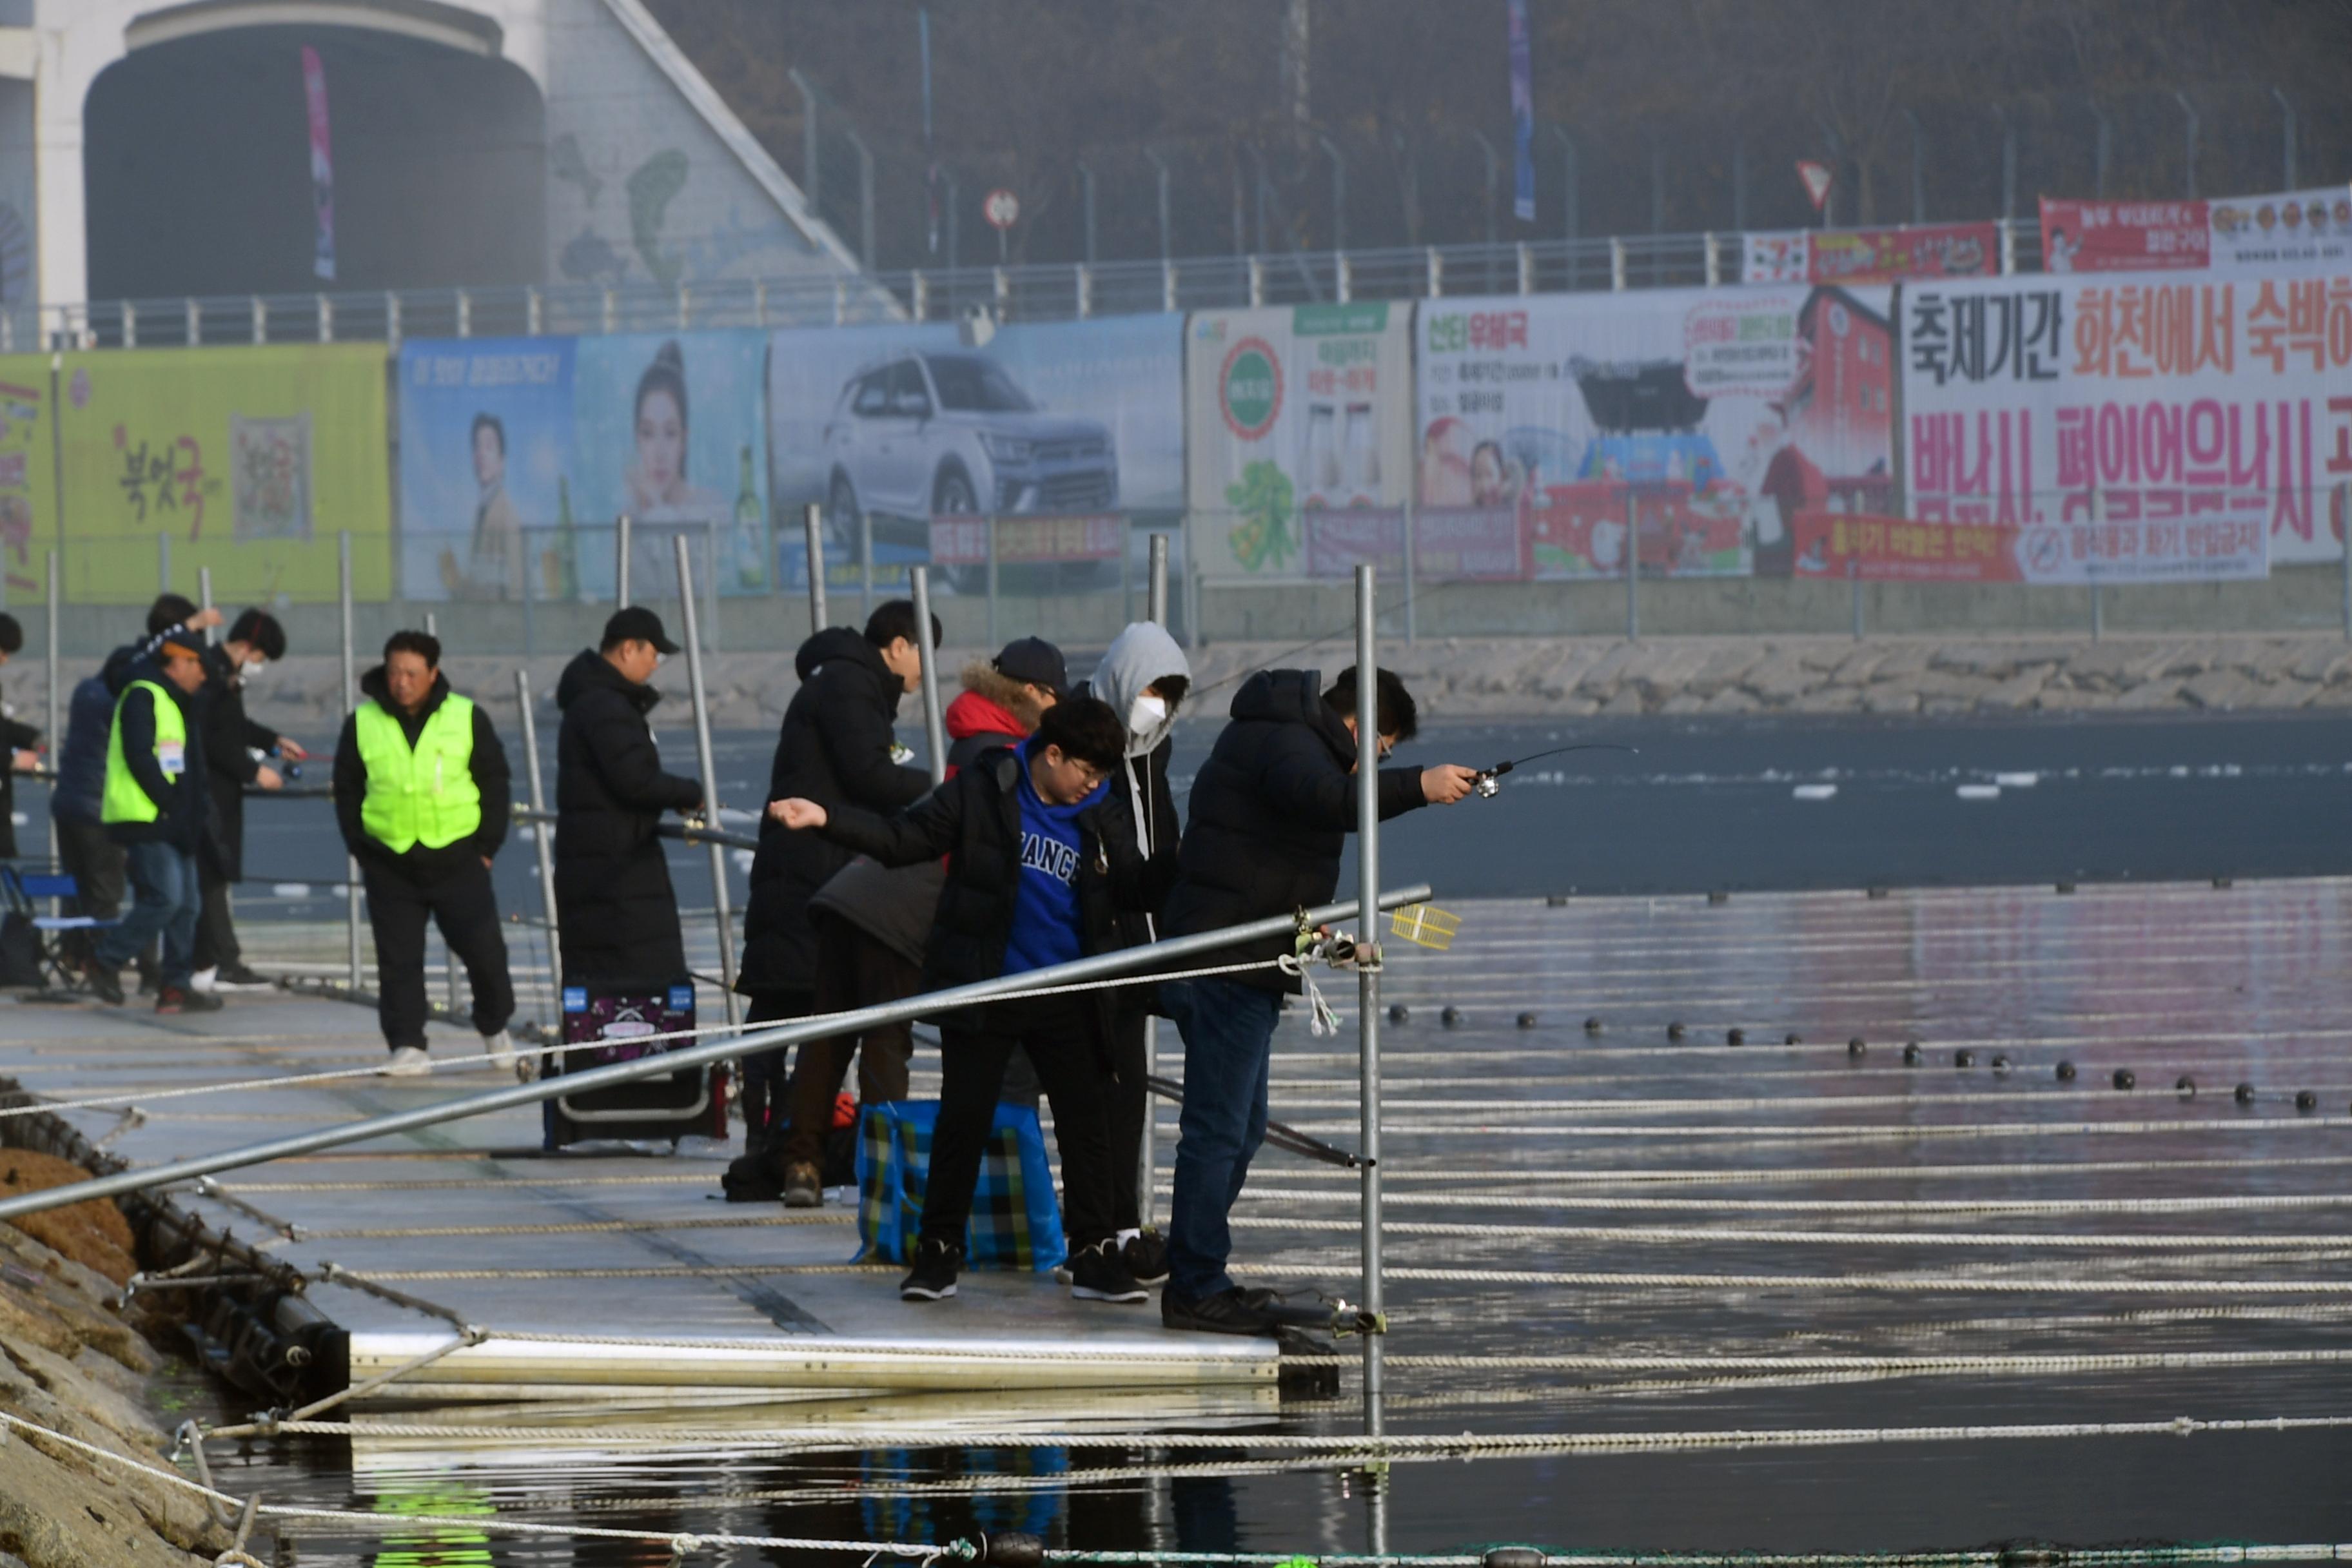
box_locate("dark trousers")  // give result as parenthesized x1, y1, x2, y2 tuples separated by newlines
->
(1104, 1006, 1152, 1232)
(925, 994, 1115, 1253)
(94, 841, 201, 988)
(780, 914, 918, 1170)
(54, 818, 129, 966)
(192, 861, 240, 972)
(362, 856, 514, 1051)
(1161, 974, 1285, 1302)
(738, 988, 815, 1153)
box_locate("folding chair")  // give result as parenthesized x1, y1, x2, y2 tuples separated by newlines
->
(0, 863, 115, 1001)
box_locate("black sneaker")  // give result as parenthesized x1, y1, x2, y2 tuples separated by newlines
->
(1068, 1239, 1148, 1304)
(1121, 1229, 1170, 1284)
(211, 962, 275, 992)
(899, 1236, 962, 1301)
(1161, 1285, 1280, 1337)
(80, 959, 125, 1007)
(155, 986, 224, 1015)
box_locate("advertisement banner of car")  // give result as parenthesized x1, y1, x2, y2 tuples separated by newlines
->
(1788, 508, 2266, 585)
(1413, 285, 1895, 582)
(1898, 266, 2347, 569)
(1184, 302, 1418, 582)
(2040, 188, 2352, 274)
(767, 312, 1180, 593)
(1743, 222, 1999, 286)
(397, 330, 770, 603)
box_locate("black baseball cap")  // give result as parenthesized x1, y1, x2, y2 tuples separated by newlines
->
(993, 636, 1067, 696)
(602, 606, 681, 656)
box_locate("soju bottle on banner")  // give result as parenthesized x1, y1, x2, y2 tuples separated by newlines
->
(729, 444, 769, 591)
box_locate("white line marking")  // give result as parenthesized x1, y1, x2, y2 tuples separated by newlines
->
(1956, 785, 2002, 801)
(1792, 784, 1838, 801)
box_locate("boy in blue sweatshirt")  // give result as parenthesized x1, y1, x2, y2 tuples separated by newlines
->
(769, 696, 1174, 1305)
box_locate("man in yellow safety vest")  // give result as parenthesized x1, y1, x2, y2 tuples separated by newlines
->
(82, 635, 213, 1013)
(333, 629, 518, 1079)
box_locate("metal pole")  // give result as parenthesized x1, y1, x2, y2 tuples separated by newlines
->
(1147, 533, 1170, 626)
(1353, 562, 1384, 1424)
(44, 550, 57, 875)
(672, 535, 740, 1026)
(1401, 494, 1418, 645)
(0, 884, 1435, 1223)
(339, 532, 361, 992)
(197, 566, 216, 644)
(1623, 491, 1640, 642)
(908, 566, 949, 785)
(986, 514, 999, 649)
(2272, 87, 2298, 189)
(2090, 487, 2104, 643)
(1138, 529, 1171, 1224)
(615, 514, 632, 609)
(802, 502, 828, 634)
(516, 669, 562, 1014)
(859, 507, 876, 622)
(2173, 90, 2200, 199)
(1850, 557, 1863, 642)
(2341, 484, 2351, 642)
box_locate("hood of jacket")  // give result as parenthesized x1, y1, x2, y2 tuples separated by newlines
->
(793, 625, 894, 690)
(946, 658, 1041, 746)
(358, 665, 453, 723)
(101, 640, 150, 697)
(556, 647, 660, 714)
(1090, 622, 1191, 759)
(1228, 667, 1353, 763)
(120, 656, 196, 716)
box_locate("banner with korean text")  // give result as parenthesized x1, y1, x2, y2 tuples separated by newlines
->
(1897, 266, 2352, 580)
(1744, 223, 1998, 286)
(2041, 188, 2352, 274)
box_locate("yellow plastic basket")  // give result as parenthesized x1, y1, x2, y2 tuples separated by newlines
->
(1388, 903, 1460, 951)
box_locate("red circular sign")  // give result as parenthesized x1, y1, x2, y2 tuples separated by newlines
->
(983, 188, 1020, 230)
(1217, 336, 1283, 442)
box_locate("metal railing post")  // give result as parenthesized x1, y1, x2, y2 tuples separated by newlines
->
(1353, 562, 1385, 1424)
(859, 507, 876, 620)
(672, 535, 740, 1026)
(2090, 487, 2104, 643)
(615, 514, 632, 609)
(1402, 496, 1418, 645)
(339, 532, 362, 992)
(985, 513, 999, 649)
(1135, 531, 1173, 1220)
(157, 533, 171, 594)
(1611, 237, 1628, 292)
(1850, 557, 1864, 642)
(1147, 533, 1170, 627)
(802, 502, 828, 634)
(198, 566, 216, 643)
(2340, 484, 2351, 642)
(1703, 231, 1720, 288)
(44, 551, 57, 874)
(1623, 491, 1640, 642)
(909, 566, 950, 785)
(516, 669, 562, 1015)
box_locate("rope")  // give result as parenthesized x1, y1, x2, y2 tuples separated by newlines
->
(1295, 1266, 2352, 1294)
(1277, 1116, 2352, 1141)
(1222, 1215, 2352, 1251)
(1192, 1154, 2352, 1186)
(1224, 1186, 2352, 1217)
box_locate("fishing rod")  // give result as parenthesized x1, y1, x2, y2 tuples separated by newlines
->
(1473, 742, 1640, 798)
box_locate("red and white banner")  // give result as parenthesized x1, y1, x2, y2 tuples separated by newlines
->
(1790, 509, 2264, 585)
(1744, 223, 1998, 286)
(928, 513, 1122, 566)
(1899, 266, 2352, 577)
(1302, 505, 1526, 581)
(2041, 188, 2352, 275)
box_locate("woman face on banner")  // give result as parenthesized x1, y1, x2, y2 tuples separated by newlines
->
(635, 385, 687, 505)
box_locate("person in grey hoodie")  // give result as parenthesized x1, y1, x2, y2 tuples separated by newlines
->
(1071, 621, 1192, 1282)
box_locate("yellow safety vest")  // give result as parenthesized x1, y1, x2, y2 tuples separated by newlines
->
(100, 680, 186, 825)
(355, 694, 482, 853)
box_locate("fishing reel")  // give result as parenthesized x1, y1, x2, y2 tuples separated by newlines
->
(1474, 765, 1508, 798)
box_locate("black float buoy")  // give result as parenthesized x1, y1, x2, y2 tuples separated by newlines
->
(2055, 881, 2077, 894)
(1866, 886, 1890, 899)
(1954, 1048, 1977, 1068)
(1546, 894, 1571, 908)
(2112, 1068, 2136, 1090)
(1708, 890, 1729, 905)
(2235, 1083, 2257, 1105)
(1667, 1021, 1687, 1041)
(1992, 1054, 2012, 1075)
(2055, 1060, 2077, 1081)
(1516, 1011, 1539, 1029)
(2175, 1075, 2196, 1098)
(981, 1534, 1046, 1568)
(1848, 1038, 1868, 1059)
(2211, 876, 2233, 889)
(1583, 1015, 1604, 1034)
(1440, 1005, 1462, 1026)
(1726, 1027, 1745, 1046)
(1901, 1042, 1922, 1066)
(2297, 1090, 2318, 1112)
(1388, 1003, 1410, 1023)
(1784, 1032, 1803, 1045)
(1484, 1551, 1548, 1568)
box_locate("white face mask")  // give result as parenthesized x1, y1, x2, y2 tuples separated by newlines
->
(1126, 693, 1168, 738)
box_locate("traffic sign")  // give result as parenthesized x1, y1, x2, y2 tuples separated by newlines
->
(983, 188, 1020, 230)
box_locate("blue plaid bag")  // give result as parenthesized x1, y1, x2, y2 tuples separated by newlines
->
(856, 1099, 1066, 1272)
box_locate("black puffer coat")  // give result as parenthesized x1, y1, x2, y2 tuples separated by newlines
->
(553, 649, 702, 985)
(735, 628, 931, 996)
(199, 643, 286, 883)
(1161, 669, 1427, 993)
(816, 744, 1175, 1032)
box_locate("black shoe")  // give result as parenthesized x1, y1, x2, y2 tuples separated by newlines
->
(1240, 1286, 1341, 1329)
(81, 960, 125, 1007)
(1161, 1285, 1280, 1337)
(1121, 1229, 1170, 1284)
(211, 962, 275, 991)
(1068, 1239, 1148, 1304)
(899, 1236, 962, 1301)
(719, 1152, 786, 1204)
(155, 986, 224, 1015)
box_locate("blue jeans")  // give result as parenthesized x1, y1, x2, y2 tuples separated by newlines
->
(1161, 974, 1284, 1302)
(95, 840, 200, 988)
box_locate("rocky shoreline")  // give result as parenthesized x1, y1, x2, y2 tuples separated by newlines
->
(0, 1150, 235, 1567)
(5, 634, 2349, 739)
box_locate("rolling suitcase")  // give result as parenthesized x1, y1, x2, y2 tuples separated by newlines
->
(541, 981, 729, 1150)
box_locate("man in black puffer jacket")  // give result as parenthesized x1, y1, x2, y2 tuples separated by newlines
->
(553, 608, 703, 989)
(767, 697, 1176, 1307)
(1157, 667, 1476, 1336)
(729, 600, 936, 1186)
